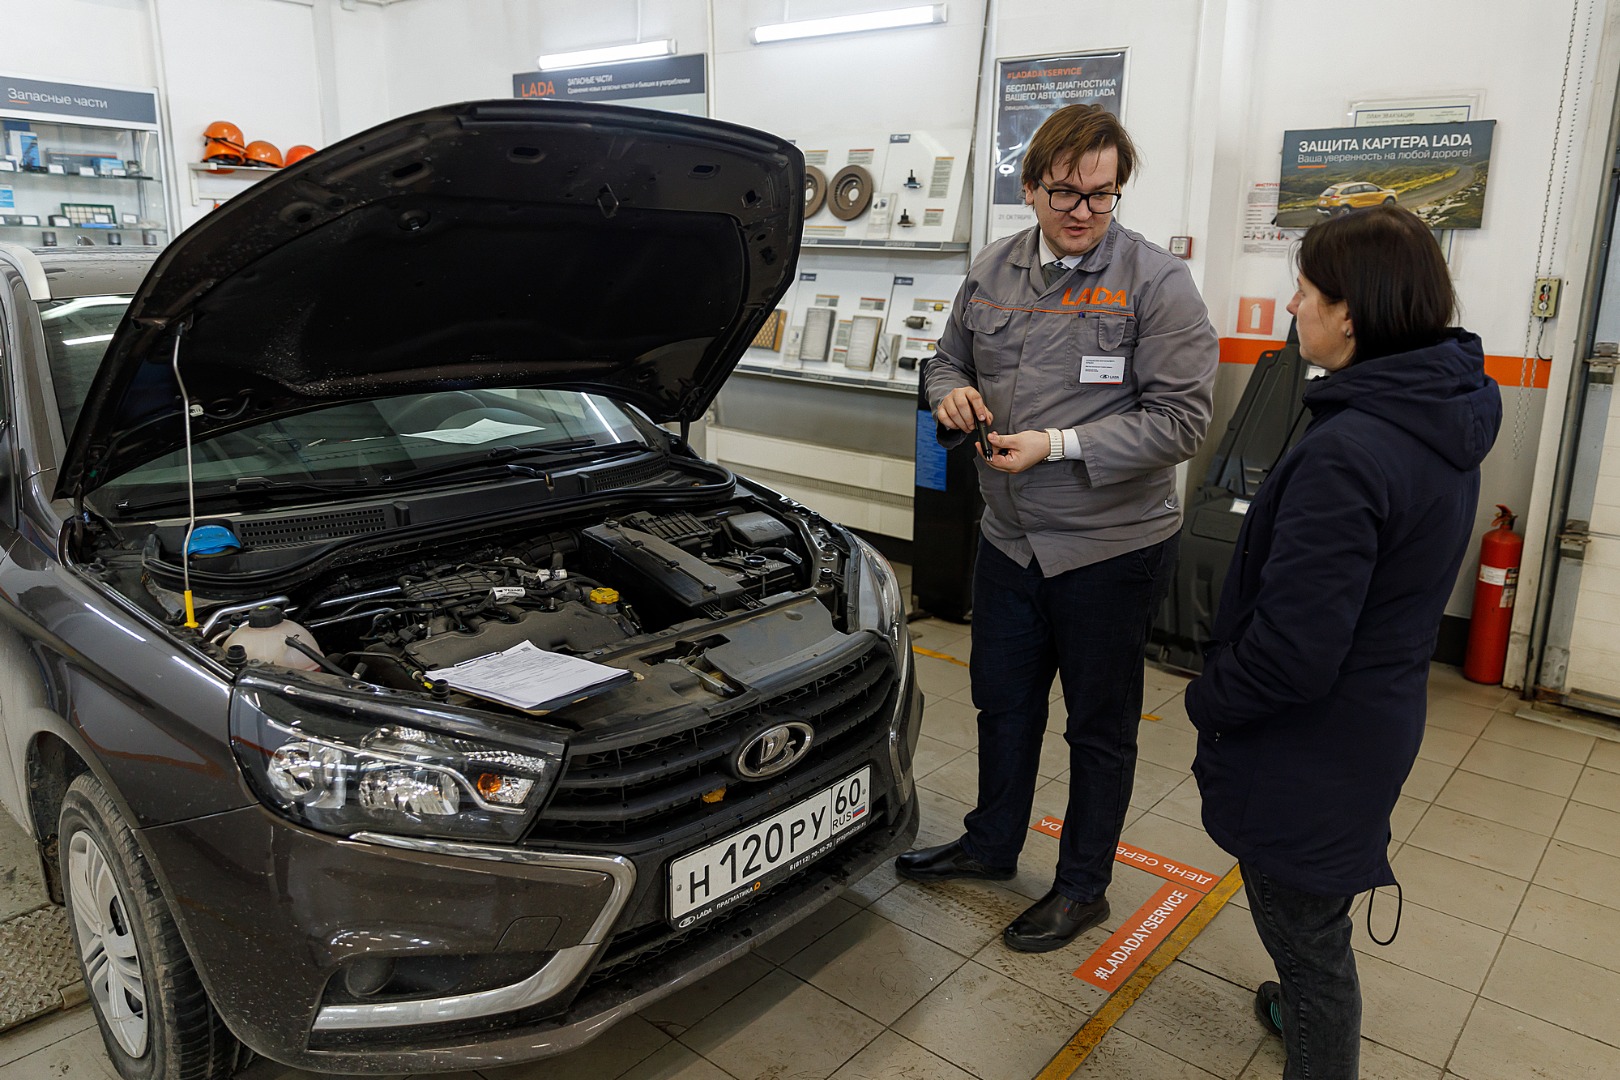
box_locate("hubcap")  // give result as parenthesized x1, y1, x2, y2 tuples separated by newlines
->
(68, 830, 148, 1058)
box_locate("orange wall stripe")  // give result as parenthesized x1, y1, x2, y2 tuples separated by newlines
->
(1216, 337, 1551, 389)
(1484, 353, 1552, 389)
(1218, 337, 1284, 366)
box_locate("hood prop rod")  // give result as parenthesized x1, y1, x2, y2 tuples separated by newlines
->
(170, 324, 201, 628)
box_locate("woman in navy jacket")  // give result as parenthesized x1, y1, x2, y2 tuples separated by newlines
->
(1186, 205, 1501, 1079)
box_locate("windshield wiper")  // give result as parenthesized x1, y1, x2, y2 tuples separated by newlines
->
(374, 441, 649, 489)
(109, 442, 651, 516)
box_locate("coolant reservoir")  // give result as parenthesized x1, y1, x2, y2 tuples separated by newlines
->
(223, 606, 322, 670)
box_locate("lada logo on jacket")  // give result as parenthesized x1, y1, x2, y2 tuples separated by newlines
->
(733, 722, 815, 779)
(1060, 286, 1129, 308)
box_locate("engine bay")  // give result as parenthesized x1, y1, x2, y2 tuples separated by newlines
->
(91, 497, 856, 721)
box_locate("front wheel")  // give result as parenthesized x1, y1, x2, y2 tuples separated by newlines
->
(1382, 195, 1397, 205)
(59, 774, 240, 1080)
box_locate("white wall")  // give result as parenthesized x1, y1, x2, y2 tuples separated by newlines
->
(996, 0, 1205, 257)
(155, 0, 327, 229)
(0, 0, 157, 88)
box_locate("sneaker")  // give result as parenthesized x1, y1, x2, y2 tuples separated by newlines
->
(1254, 981, 1284, 1037)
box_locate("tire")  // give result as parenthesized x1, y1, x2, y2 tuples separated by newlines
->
(59, 774, 240, 1080)
(1383, 196, 1397, 205)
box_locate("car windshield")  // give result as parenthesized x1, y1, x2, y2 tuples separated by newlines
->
(39, 295, 650, 510)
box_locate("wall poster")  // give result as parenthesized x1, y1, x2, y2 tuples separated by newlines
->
(1277, 119, 1496, 230)
(989, 51, 1127, 242)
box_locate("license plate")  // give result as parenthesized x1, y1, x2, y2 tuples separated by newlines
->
(668, 767, 871, 928)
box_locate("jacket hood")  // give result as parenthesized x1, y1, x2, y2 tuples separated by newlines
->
(1303, 329, 1501, 470)
(58, 99, 803, 499)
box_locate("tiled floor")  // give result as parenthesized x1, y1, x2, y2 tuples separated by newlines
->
(7, 609, 1620, 1079)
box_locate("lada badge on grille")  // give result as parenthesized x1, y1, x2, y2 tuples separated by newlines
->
(733, 722, 814, 780)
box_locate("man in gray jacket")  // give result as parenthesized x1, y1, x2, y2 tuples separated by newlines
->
(896, 104, 1218, 951)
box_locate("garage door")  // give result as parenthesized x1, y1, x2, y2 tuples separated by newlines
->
(1538, 170, 1620, 715)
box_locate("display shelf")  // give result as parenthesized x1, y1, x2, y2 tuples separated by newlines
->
(0, 169, 159, 184)
(0, 81, 171, 249)
(186, 160, 280, 207)
(801, 237, 970, 251)
(0, 223, 167, 250)
(734, 359, 920, 397)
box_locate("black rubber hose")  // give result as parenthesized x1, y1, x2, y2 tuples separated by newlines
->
(282, 635, 351, 677)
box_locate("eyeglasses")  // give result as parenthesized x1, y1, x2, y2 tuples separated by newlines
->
(1035, 180, 1121, 215)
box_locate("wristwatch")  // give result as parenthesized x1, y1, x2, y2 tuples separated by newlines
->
(1044, 428, 1065, 462)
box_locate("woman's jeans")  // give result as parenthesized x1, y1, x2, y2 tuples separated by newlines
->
(1242, 862, 1361, 1080)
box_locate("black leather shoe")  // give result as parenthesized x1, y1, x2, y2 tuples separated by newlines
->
(1002, 889, 1110, 952)
(894, 840, 1015, 883)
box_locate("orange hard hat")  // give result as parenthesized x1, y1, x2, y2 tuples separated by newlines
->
(244, 140, 284, 168)
(202, 142, 244, 168)
(203, 120, 245, 150)
(284, 144, 317, 166)
(202, 120, 245, 169)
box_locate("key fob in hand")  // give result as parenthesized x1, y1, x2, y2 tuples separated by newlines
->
(975, 417, 993, 459)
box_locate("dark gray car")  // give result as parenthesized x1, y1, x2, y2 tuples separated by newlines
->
(0, 99, 920, 1078)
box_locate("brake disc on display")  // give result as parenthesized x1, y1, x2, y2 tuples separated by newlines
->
(828, 165, 874, 220)
(804, 165, 827, 217)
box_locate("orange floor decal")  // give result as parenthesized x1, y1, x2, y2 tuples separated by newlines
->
(1032, 815, 1064, 838)
(1029, 823, 1218, 894)
(1034, 866, 1245, 1080)
(1074, 881, 1198, 989)
(1028, 820, 1222, 988)
(1112, 840, 1218, 893)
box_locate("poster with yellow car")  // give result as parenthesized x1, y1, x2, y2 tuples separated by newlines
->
(1277, 119, 1495, 229)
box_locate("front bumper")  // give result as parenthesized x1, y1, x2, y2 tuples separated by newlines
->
(141, 677, 922, 1073)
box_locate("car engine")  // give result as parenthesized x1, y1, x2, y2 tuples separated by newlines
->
(104, 499, 854, 721)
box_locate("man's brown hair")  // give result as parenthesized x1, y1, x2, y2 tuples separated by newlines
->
(1020, 104, 1138, 190)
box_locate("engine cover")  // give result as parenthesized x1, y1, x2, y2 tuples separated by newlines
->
(402, 604, 629, 671)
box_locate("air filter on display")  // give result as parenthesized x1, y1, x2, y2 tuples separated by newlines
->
(750, 308, 787, 351)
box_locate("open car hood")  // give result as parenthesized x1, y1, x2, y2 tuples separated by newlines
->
(58, 99, 802, 498)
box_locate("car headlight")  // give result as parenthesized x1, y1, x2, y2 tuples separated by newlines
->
(846, 536, 919, 799)
(848, 535, 909, 668)
(230, 676, 563, 842)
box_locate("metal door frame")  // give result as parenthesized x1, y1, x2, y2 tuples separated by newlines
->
(1530, 86, 1620, 715)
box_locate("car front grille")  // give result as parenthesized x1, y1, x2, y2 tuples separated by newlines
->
(525, 635, 897, 844)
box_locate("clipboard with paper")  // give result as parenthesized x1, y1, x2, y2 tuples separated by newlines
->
(427, 640, 633, 714)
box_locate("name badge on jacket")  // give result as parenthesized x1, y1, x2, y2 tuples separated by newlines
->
(1080, 355, 1126, 384)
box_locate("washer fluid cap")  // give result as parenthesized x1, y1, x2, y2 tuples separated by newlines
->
(589, 587, 620, 604)
(186, 524, 241, 557)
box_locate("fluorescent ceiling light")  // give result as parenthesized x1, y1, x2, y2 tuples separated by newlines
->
(752, 4, 945, 44)
(62, 334, 114, 347)
(537, 39, 676, 70)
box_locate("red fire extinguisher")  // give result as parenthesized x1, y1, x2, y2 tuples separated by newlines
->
(1463, 505, 1523, 684)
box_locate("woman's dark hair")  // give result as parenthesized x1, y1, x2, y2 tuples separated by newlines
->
(1297, 204, 1455, 363)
